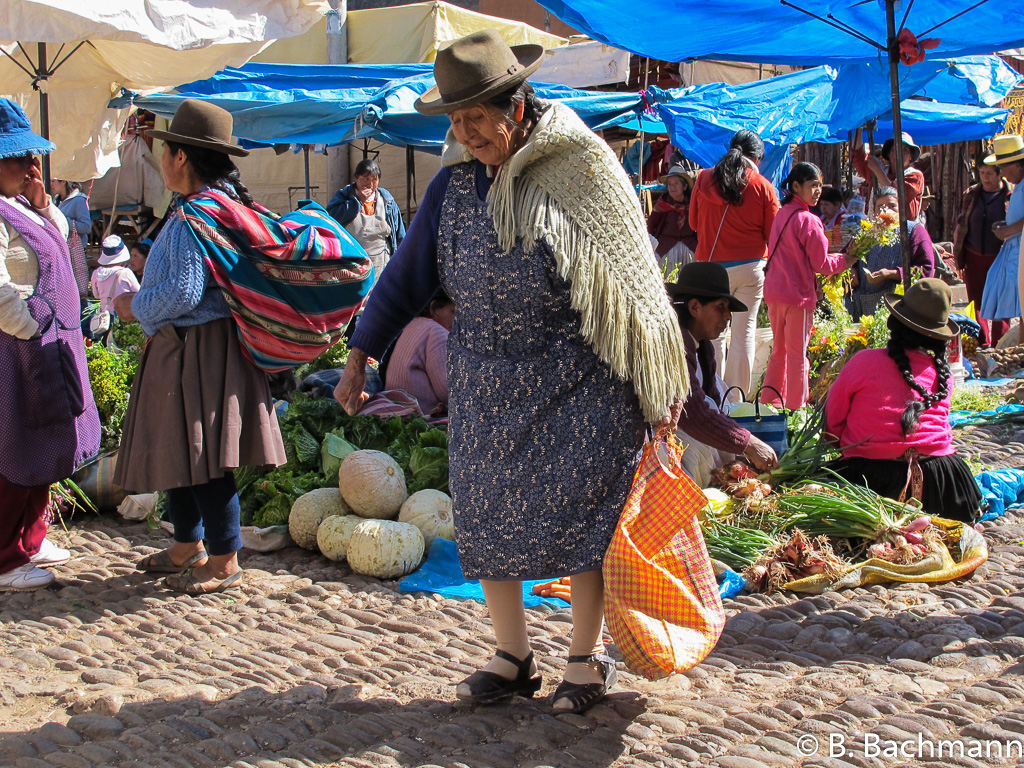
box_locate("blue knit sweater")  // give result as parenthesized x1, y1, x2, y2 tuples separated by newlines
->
(131, 203, 231, 336)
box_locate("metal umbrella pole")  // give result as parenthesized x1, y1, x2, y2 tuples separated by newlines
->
(303, 144, 311, 200)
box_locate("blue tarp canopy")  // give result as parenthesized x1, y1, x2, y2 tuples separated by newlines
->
(532, 0, 1024, 65)
(137, 62, 648, 149)
(654, 56, 1016, 173)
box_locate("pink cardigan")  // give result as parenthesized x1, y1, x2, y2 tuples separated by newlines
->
(385, 316, 449, 416)
(764, 197, 847, 309)
(826, 348, 954, 460)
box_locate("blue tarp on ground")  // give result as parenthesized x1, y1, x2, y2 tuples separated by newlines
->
(532, 0, 1024, 65)
(976, 469, 1024, 521)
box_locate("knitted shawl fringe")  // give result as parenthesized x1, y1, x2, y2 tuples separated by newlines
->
(442, 103, 689, 422)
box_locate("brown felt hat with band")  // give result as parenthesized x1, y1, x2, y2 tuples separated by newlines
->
(148, 98, 249, 158)
(883, 278, 959, 341)
(414, 29, 545, 116)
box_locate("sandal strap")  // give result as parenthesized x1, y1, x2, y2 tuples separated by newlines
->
(566, 653, 614, 665)
(494, 649, 534, 673)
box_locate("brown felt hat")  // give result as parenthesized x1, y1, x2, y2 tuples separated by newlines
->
(414, 29, 544, 116)
(883, 278, 959, 341)
(148, 98, 249, 158)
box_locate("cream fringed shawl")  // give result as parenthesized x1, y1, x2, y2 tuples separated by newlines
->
(441, 102, 689, 422)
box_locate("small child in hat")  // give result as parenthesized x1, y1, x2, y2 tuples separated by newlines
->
(90, 235, 140, 332)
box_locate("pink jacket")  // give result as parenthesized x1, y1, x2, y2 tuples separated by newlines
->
(384, 316, 449, 416)
(825, 348, 954, 461)
(764, 197, 846, 309)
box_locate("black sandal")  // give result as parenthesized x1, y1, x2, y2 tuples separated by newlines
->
(551, 653, 617, 714)
(456, 649, 542, 705)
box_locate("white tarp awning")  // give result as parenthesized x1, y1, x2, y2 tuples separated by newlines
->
(0, 0, 328, 180)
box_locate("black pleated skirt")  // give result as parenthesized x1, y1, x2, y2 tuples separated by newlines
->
(833, 453, 983, 523)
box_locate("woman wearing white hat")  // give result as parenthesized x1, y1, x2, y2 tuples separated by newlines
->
(89, 235, 140, 342)
(979, 135, 1024, 336)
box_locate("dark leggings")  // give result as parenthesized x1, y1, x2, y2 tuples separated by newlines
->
(166, 474, 241, 556)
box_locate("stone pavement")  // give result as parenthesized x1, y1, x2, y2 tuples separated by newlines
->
(2, 431, 1024, 768)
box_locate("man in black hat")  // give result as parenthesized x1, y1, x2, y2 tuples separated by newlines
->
(856, 131, 926, 220)
(667, 262, 778, 486)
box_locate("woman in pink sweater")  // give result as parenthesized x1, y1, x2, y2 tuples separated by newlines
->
(826, 279, 981, 522)
(761, 163, 858, 409)
(383, 290, 454, 417)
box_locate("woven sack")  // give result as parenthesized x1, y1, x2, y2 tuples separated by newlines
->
(603, 434, 725, 680)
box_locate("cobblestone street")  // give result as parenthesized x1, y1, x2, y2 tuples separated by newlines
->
(2, 424, 1024, 768)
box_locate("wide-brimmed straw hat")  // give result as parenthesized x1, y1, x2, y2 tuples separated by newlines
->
(98, 235, 130, 266)
(658, 164, 695, 187)
(984, 134, 1024, 166)
(414, 29, 545, 116)
(148, 98, 248, 158)
(666, 262, 747, 313)
(881, 131, 921, 164)
(883, 278, 959, 341)
(0, 98, 55, 159)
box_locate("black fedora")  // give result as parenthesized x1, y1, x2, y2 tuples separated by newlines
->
(414, 29, 545, 116)
(666, 262, 747, 313)
(148, 98, 249, 158)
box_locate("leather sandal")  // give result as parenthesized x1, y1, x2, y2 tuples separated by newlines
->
(551, 653, 618, 714)
(456, 649, 542, 705)
(137, 548, 208, 574)
(164, 569, 242, 594)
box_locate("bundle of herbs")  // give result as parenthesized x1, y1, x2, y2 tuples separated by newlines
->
(702, 519, 779, 571)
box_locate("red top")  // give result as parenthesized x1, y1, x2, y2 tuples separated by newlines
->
(764, 198, 848, 309)
(689, 165, 779, 264)
(825, 348, 954, 460)
(852, 148, 926, 220)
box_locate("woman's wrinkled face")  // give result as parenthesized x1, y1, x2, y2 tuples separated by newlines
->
(355, 172, 379, 197)
(666, 176, 688, 203)
(160, 145, 189, 194)
(873, 194, 899, 217)
(129, 247, 147, 277)
(450, 103, 518, 167)
(0, 153, 35, 198)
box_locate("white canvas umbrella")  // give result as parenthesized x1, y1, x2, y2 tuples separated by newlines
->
(0, 0, 328, 182)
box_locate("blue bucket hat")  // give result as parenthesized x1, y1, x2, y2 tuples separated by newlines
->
(0, 98, 56, 159)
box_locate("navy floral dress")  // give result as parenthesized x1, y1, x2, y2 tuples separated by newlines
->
(438, 163, 646, 581)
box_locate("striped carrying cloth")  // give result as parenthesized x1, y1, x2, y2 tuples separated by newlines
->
(179, 189, 373, 372)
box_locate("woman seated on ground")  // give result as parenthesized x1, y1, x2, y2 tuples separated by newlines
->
(382, 290, 454, 417)
(845, 186, 935, 320)
(669, 262, 778, 487)
(826, 278, 982, 522)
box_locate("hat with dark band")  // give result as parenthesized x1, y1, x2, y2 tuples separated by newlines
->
(666, 261, 747, 313)
(984, 134, 1024, 166)
(147, 99, 248, 158)
(414, 29, 545, 116)
(883, 278, 959, 341)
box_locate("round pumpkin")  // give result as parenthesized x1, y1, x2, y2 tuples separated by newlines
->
(397, 489, 454, 550)
(316, 514, 365, 562)
(347, 519, 424, 580)
(289, 488, 350, 551)
(339, 449, 408, 519)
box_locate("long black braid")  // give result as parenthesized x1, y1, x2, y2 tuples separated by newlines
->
(885, 314, 951, 436)
(166, 141, 259, 210)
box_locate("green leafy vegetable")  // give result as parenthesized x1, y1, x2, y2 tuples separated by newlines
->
(321, 431, 357, 477)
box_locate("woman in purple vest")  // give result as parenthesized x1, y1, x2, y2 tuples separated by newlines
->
(0, 98, 100, 591)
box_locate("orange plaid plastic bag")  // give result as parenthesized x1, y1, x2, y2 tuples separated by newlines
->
(603, 433, 725, 680)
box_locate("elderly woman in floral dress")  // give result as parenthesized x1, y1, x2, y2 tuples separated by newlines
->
(335, 30, 687, 714)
